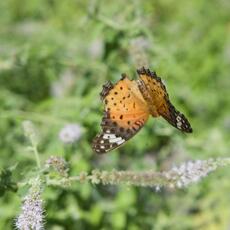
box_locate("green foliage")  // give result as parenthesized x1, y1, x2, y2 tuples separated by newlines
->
(0, 44, 62, 102)
(0, 0, 230, 229)
(0, 168, 17, 196)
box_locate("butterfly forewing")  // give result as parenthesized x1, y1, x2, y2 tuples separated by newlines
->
(92, 75, 149, 153)
(137, 67, 192, 133)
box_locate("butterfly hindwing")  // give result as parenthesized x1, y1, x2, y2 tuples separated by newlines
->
(92, 75, 149, 153)
(137, 67, 192, 133)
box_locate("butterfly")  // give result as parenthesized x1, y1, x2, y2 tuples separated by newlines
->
(92, 67, 192, 154)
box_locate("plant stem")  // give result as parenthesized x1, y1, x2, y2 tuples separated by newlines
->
(32, 145, 41, 169)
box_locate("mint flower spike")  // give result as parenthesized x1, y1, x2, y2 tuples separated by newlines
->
(16, 178, 45, 230)
(46, 157, 230, 190)
(167, 158, 229, 188)
(94, 158, 228, 189)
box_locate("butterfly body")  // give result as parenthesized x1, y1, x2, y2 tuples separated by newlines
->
(92, 67, 192, 153)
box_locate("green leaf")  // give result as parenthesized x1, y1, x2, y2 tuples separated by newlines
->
(0, 168, 18, 196)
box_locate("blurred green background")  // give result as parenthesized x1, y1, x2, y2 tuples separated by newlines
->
(0, 0, 230, 229)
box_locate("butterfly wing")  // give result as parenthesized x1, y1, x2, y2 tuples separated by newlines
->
(92, 75, 149, 153)
(137, 67, 192, 133)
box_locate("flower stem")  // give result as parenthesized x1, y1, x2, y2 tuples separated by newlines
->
(32, 145, 41, 169)
(44, 158, 230, 189)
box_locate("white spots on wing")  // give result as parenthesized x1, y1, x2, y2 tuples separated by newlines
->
(109, 137, 122, 143)
(162, 79, 167, 86)
(176, 115, 182, 122)
(177, 121, 182, 129)
(117, 139, 125, 145)
(176, 115, 183, 129)
(94, 124, 129, 152)
(102, 133, 126, 145)
(103, 134, 116, 139)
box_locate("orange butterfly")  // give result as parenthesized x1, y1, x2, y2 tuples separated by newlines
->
(92, 67, 192, 153)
